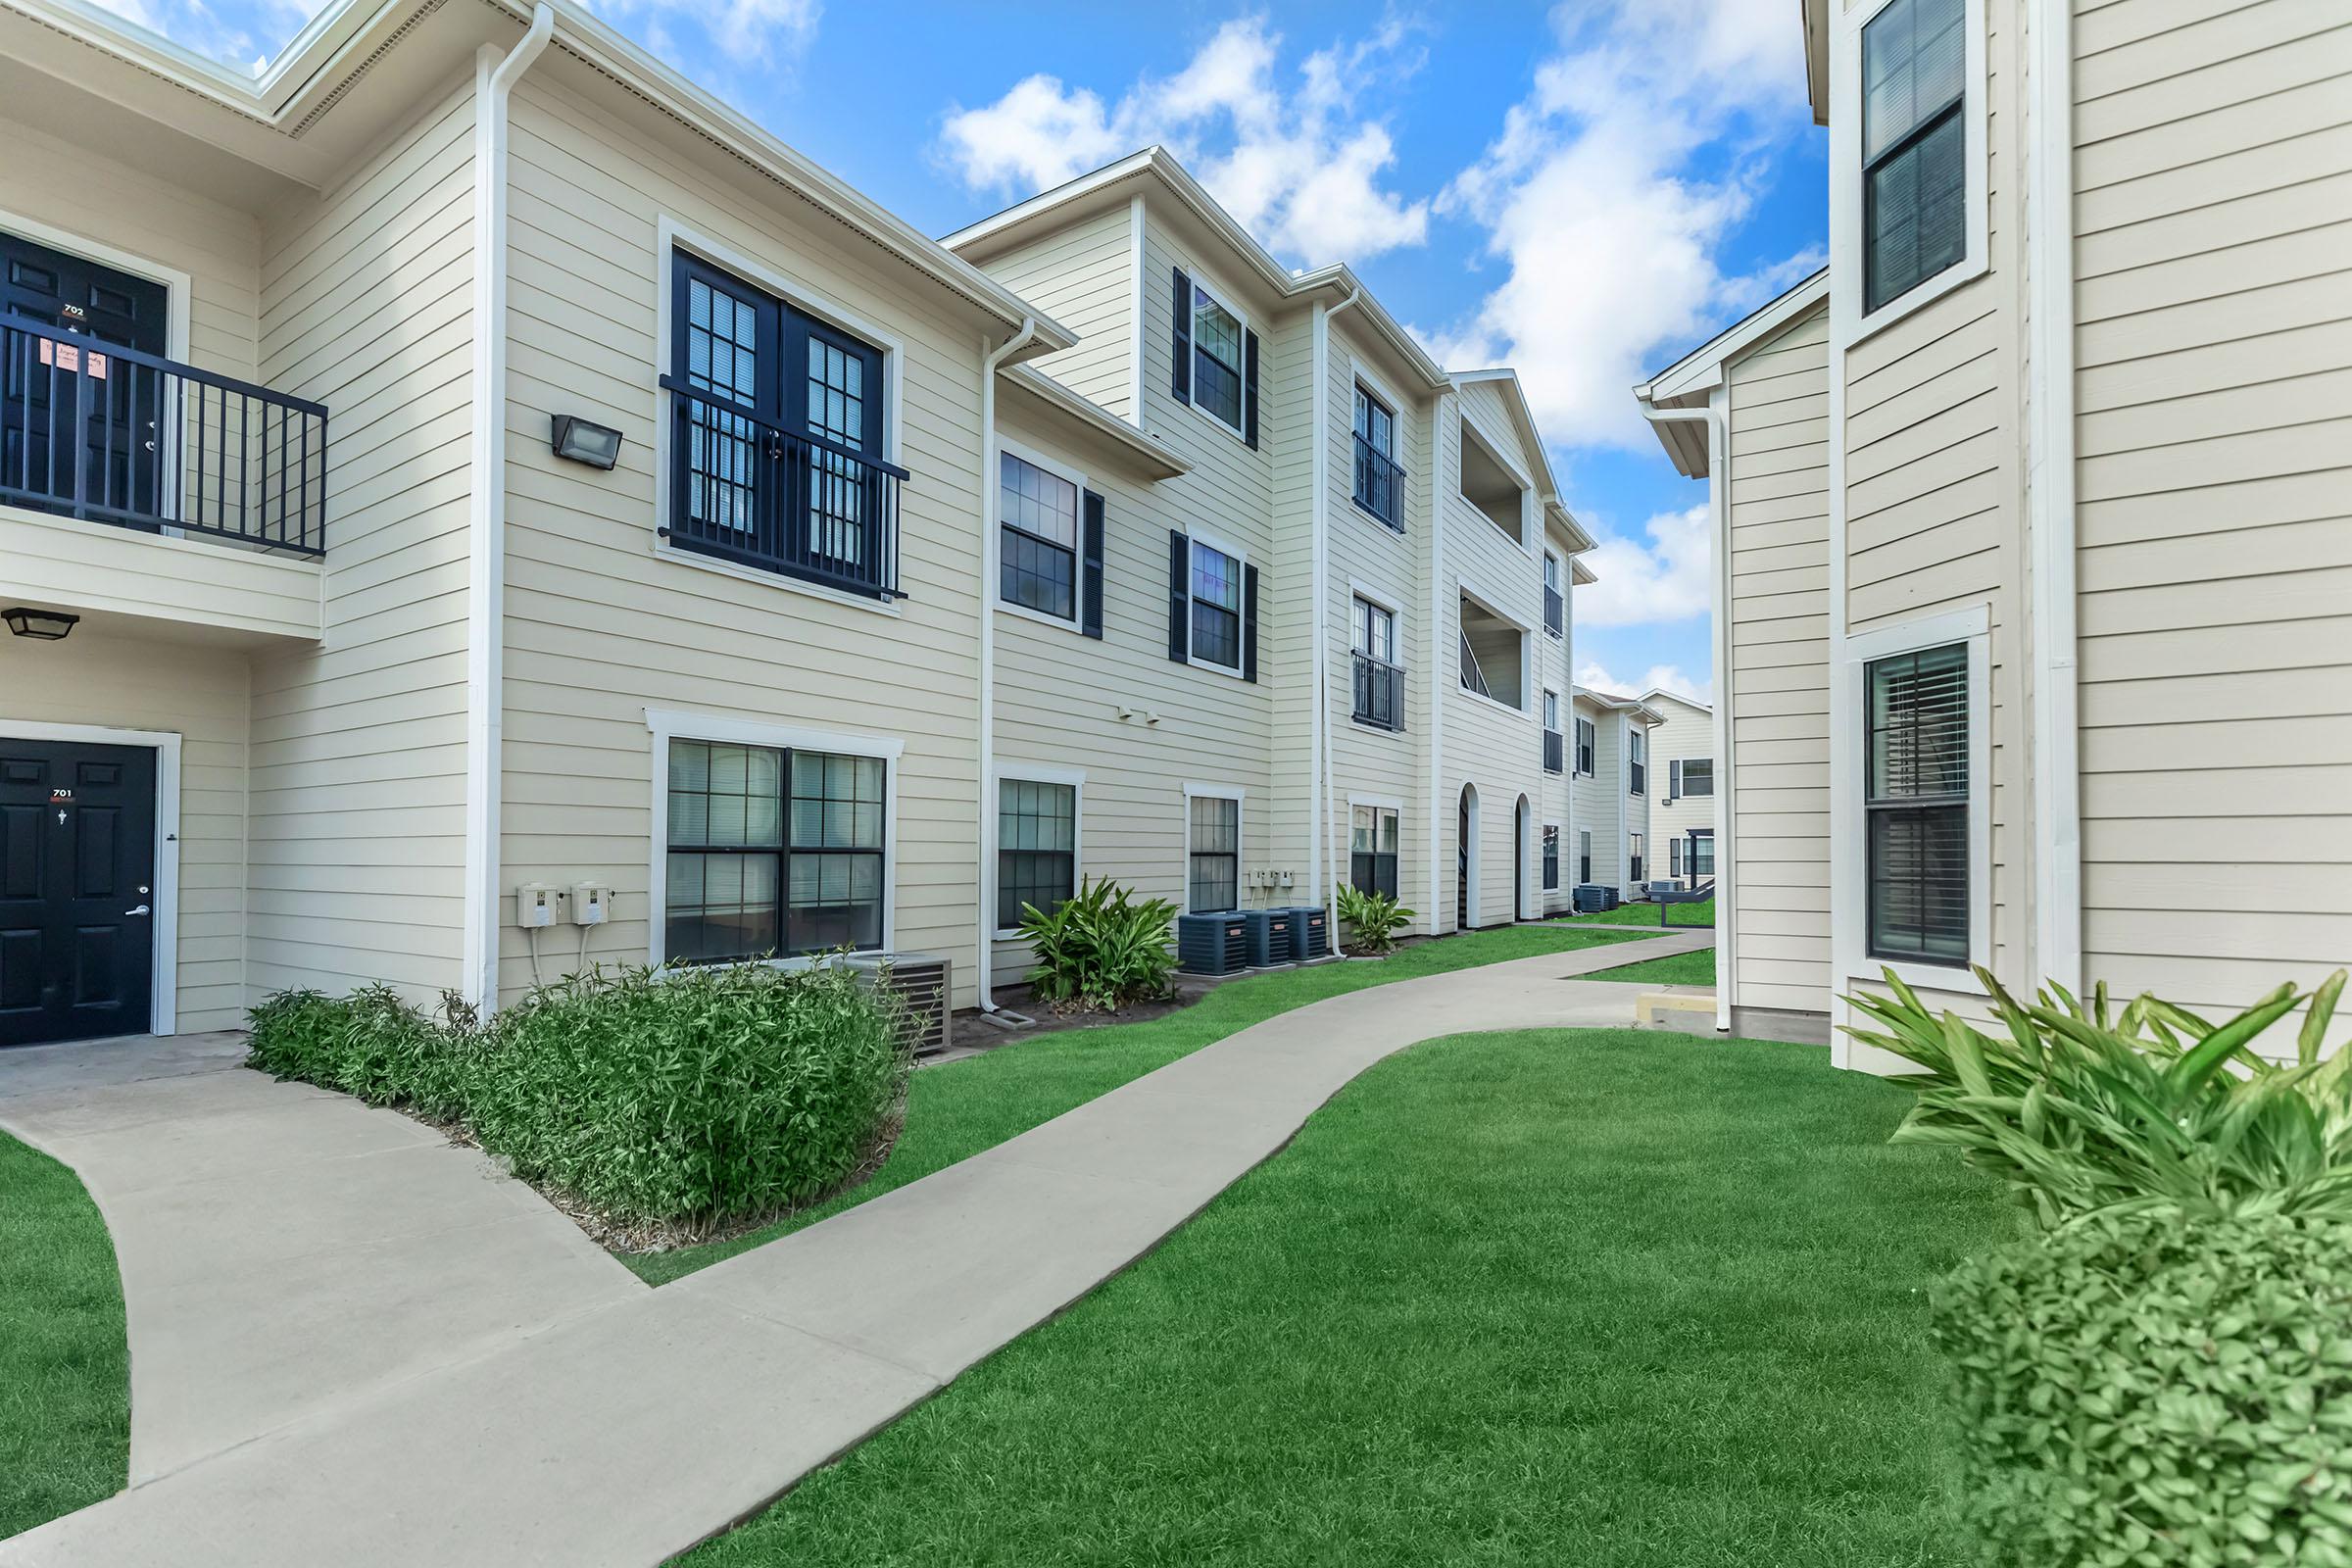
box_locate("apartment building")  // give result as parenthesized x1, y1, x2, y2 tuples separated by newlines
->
(1567, 689, 1659, 901)
(1636, 0, 2351, 1060)
(1642, 689, 1715, 888)
(0, 0, 1594, 1049)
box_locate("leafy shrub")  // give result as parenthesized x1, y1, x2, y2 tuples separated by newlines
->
(1017, 877, 1177, 1010)
(1846, 964, 2350, 1226)
(1937, 1204, 2352, 1567)
(245, 984, 465, 1117)
(247, 958, 915, 1232)
(1335, 885, 1415, 955)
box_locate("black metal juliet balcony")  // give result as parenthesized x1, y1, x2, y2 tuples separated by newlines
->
(662, 375, 908, 601)
(1351, 433, 1405, 531)
(1352, 653, 1404, 732)
(1, 317, 327, 556)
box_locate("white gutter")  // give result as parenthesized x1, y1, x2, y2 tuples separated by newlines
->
(2027, 1, 2082, 1000)
(974, 315, 1040, 1014)
(1425, 390, 1451, 935)
(1311, 287, 1361, 929)
(1641, 399, 1735, 1033)
(460, 1, 554, 1014)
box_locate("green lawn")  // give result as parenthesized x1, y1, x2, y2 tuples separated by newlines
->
(1585, 946, 1718, 986)
(685, 1029, 2011, 1567)
(628, 922, 1658, 1285)
(1570, 895, 1715, 928)
(0, 1133, 126, 1540)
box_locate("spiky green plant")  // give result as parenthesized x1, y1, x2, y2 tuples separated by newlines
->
(1845, 964, 2350, 1226)
(1017, 877, 1178, 1010)
(1335, 884, 1415, 955)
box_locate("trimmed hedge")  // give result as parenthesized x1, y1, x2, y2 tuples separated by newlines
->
(247, 960, 916, 1233)
(1939, 1206, 2352, 1567)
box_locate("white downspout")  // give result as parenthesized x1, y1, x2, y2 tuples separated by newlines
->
(461, 1, 555, 1015)
(1311, 287, 1361, 932)
(1642, 400, 1734, 1032)
(974, 316, 1038, 1015)
(1425, 392, 1450, 936)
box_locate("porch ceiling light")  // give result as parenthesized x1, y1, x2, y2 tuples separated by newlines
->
(3, 607, 77, 641)
(551, 414, 623, 470)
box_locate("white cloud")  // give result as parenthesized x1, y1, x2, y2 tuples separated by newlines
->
(937, 16, 1430, 265)
(585, 0, 821, 69)
(90, 0, 313, 74)
(1577, 504, 1711, 628)
(1430, 0, 1817, 449)
(1576, 661, 1712, 708)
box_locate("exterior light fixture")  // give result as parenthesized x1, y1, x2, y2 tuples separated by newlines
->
(550, 414, 623, 470)
(3, 607, 78, 641)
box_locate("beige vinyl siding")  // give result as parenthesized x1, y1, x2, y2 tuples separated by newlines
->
(1837, 0, 2026, 1009)
(0, 631, 249, 1032)
(494, 73, 999, 1006)
(1727, 303, 1833, 1013)
(244, 74, 477, 1002)
(0, 113, 260, 383)
(1324, 331, 1429, 919)
(1537, 527, 1577, 912)
(971, 203, 1135, 418)
(1131, 213, 1282, 893)
(2070, 0, 2352, 1040)
(989, 401, 1273, 971)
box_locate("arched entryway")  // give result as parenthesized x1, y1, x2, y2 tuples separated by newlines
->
(1456, 784, 1481, 930)
(1513, 795, 1531, 922)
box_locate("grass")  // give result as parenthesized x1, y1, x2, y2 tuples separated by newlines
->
(1571, 895, 1715, 928)
(0, 1133, 127, 1540)
(685, 1029, 2013, 1567)
(1585, 945, 1717, 987)
(626, 921, 1658, 1285)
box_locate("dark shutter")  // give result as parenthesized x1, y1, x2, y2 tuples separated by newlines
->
(1167, 529, 1190, 662)
(1080, 490, 1105, 640)
(1171, 268, 1193, 403)
(1243, 329, 1260, 449)
(1242, 563, 1260, 682)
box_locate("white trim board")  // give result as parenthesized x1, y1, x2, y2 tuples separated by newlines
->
(0, 718, 181, 1037)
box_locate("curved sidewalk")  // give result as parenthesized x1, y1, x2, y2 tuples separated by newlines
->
(3, 929, 1714, 1568)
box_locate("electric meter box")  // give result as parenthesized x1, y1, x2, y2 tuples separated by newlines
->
(569, 883, 612, 926)
(516, 884, 560, 929)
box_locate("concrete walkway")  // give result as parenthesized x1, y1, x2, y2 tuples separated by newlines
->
(3, 930, 1714, 1567)
(0, 1034, 644, 1486)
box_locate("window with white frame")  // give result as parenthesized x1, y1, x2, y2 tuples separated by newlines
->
(1190, 283, 1247, 434)
(1351, 384, 1403, 529)
(1861, 0, 1967, 314)
(1578, 828, 1592, 886)
(1674, 758, 1714, 799)
(1351, 595, 1403, 731)
(998, 778, 1077, 930)
(1187, 792, 1242, 912)
(665, 739, 884, 961)
(1864, 641, 1970, 965)
(1629, 728, 1647, 797)
(1629, 832, 1645, 885)
(1349, 805, 1399, 900)
(1189, 539, 1244, 672)
(1691, 831, 1715, 878)
(1542, 825, 1560, 892)
(999, 451, 1079, 622)
(1575, 716, 1596, 776)
(1543, 690, 1565, 773)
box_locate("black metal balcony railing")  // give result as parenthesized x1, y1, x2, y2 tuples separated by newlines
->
(662, 375, 906, 601)
(1352, 653, 1403, 732)
(1351, 434, 1405, 531)
(2, 317, 327, 555)
(1544, 728, 1565, 773)
(1544, 583, 1564, 638)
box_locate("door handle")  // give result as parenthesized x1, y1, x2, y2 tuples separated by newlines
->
(124, 905, 150, 916)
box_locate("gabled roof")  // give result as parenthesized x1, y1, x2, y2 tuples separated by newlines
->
(1631, 268, 1828, 476)
(999, 365, 1191, 480)
(1575, 687, 1665, 725)
(3, 0, 1074, 358)
(943, 147, 1447, 396)
(1572, 558, 1597, 587)
(1451, 368, 1581, 542)
(1641, 687, 1712, 715)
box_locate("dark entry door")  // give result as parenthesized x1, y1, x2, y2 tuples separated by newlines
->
(1, 230, 170, 524)
(0, 740, 158, 1047)
(1455, 791, 1470, 930)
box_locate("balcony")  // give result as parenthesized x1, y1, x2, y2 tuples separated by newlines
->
(3, 317, 326, 556)
(1351, 434, 1405, 531)
(1352, 653, 1404, 731)
(662, 376, 907, 601)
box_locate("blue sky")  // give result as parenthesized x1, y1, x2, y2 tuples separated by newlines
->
(119, 0, 1826, 704)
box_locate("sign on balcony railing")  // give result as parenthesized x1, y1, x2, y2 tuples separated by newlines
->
(1, 317, 327, 556)
(662, 375, 907, 600)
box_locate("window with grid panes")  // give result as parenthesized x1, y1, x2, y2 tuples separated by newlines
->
(1188, 794, 1240, 911)
(1000, 452, 1079, 621)
(998, 779, 1076, 929)
(665, 740, 885, 961)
